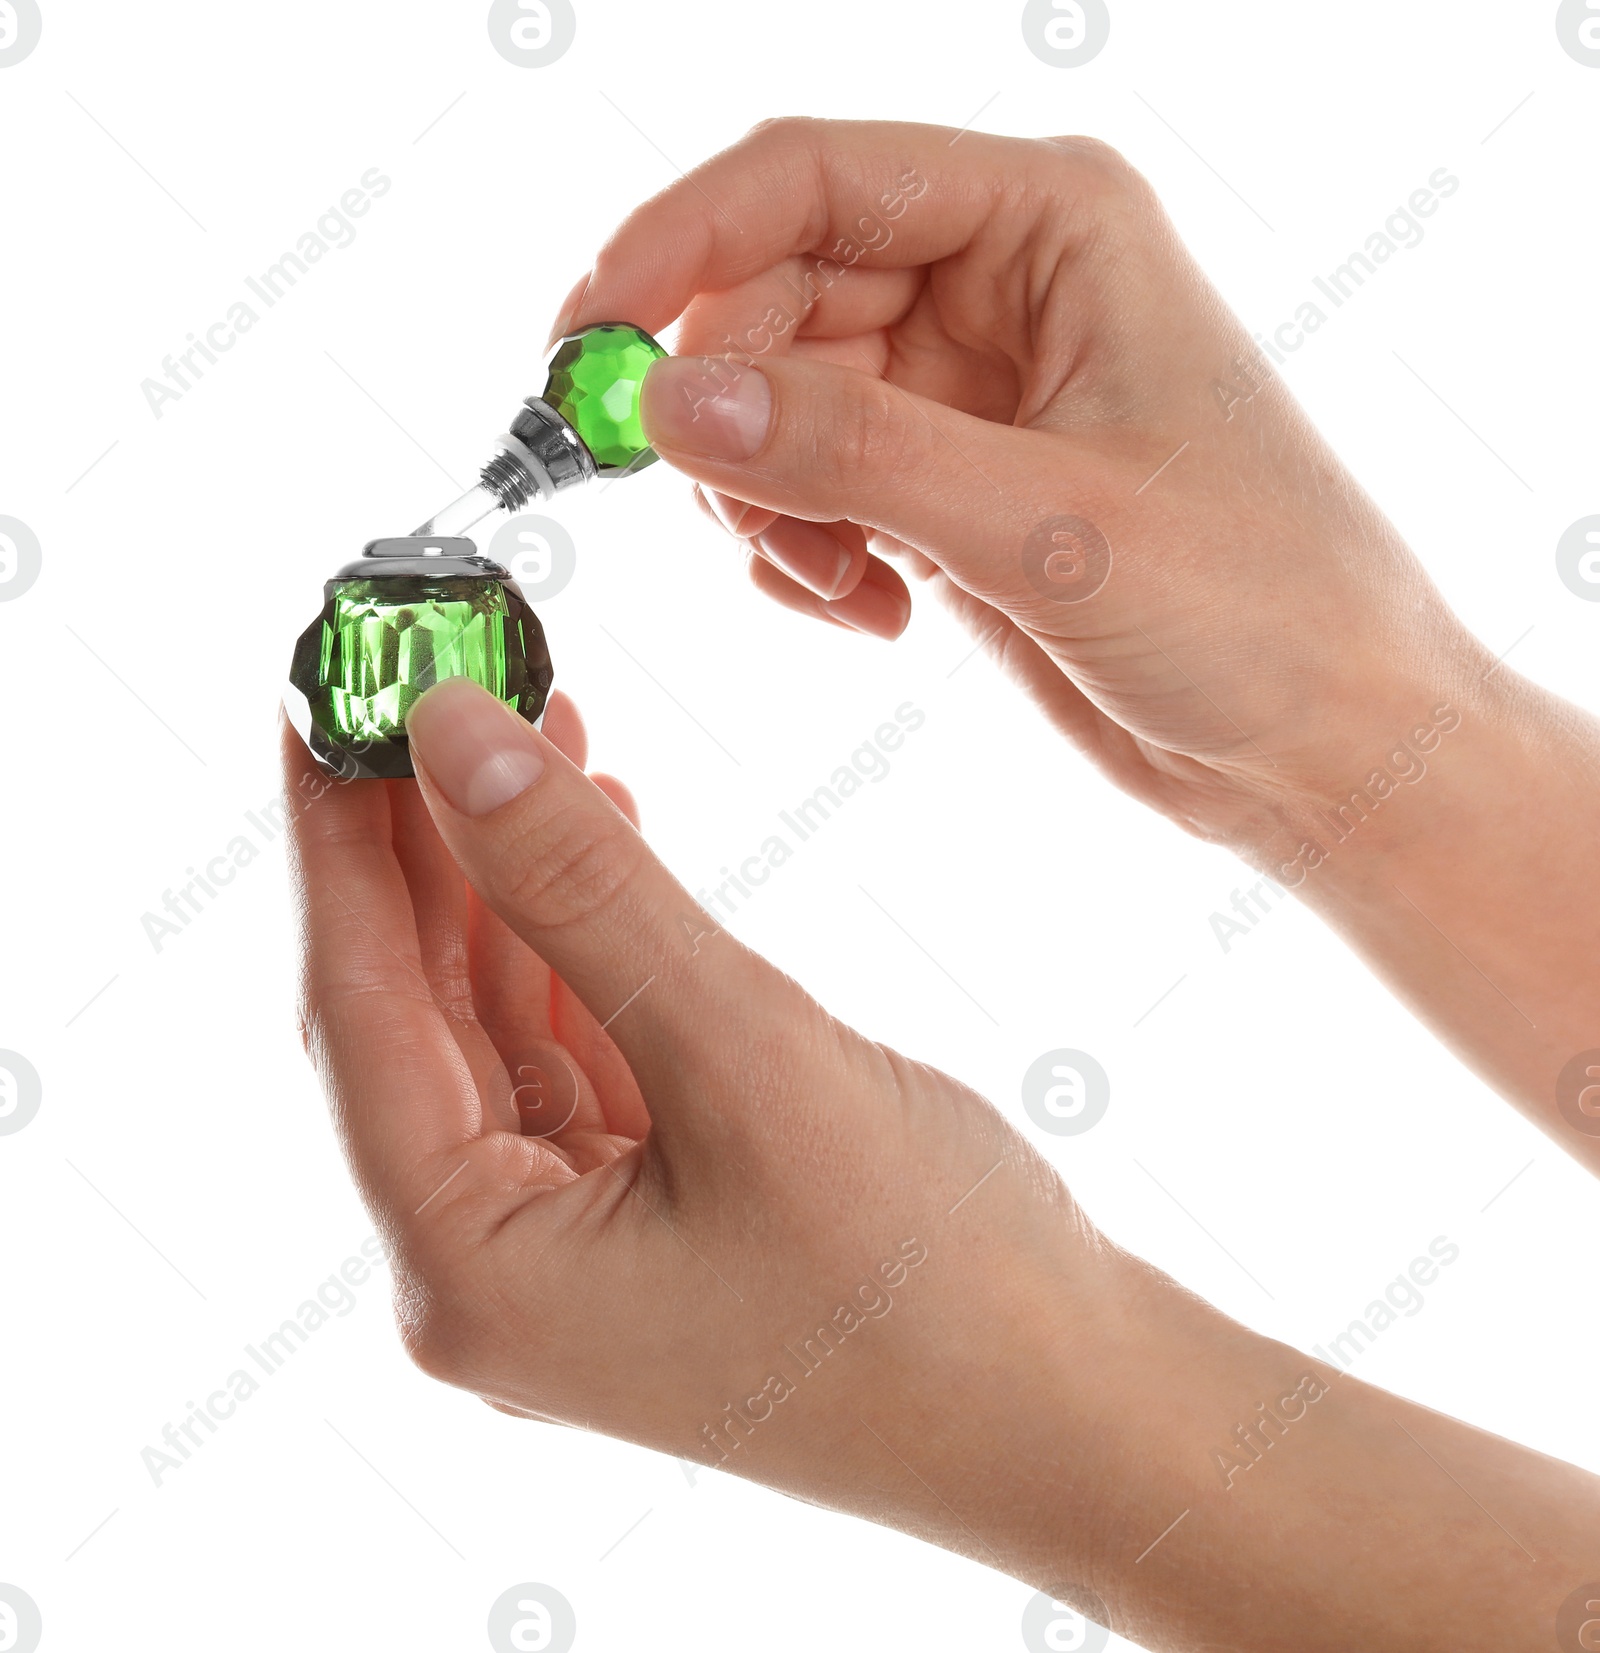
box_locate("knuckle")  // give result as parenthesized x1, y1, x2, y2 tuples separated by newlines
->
(296, 983, 437, 1082)
(295, 1000, 318, 1063)
(396, 1265, 492, 1389)
(1043, 132, 1126, 173)
(499, 802, 643, 935)
(401, 1272, 557, 1405)
(402, 1304, 476, 1387)
(746, 114, 819, 145)
(1043, 134, 1153, 202)
(294, 962, 327, 1066)
(811, 377, 930, 498)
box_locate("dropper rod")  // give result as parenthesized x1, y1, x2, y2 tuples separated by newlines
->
(411, 483, 506, 539)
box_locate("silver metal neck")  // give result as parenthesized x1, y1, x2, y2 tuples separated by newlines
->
(412, 397, 596, 538)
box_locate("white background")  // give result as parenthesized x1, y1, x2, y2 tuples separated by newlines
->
(2, 2, 1597, 1649)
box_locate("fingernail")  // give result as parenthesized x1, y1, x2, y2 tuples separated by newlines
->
(545, 269, 592, 348)
(406, 678, 545, 817)
(824, 581, 911, 641)
(642, 356, 771, 461)
(753, 519, 855, 600)
(706, 490, 757, 537)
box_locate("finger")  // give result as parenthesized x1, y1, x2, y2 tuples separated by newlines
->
(694, 484, 782, 542)
(642, 350, 1100, 630)
(405, 679, 795, 1125)
(463, 691, 605, 1123)
(791, 266, 922, 341)
(591, 773, 639, 828)
(550, 765, 652, 1139)
(500, 1032, 608, 1143)
(281, 713, 484, 1209)
(467, 890, 554, 1095)
(699, 484, 872, 604)
(540, 690, 588, 771)
(549, 119, 1076, 342)
(747, 548, 911, 640)
(385, 782, 473, 1021)
(469, 885, 646, 1143)
(680, 260, 986, 414)
(459, 686, 588, 1064)
(557, 1131, 637, 1175)
(387, 782, 521, 1133)
(550, 973, 650, 1140)
(750, 514, 868, 602)
(864, 525, 941, 582)
(676, 257, 922, 359)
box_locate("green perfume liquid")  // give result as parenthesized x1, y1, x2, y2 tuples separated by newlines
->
(289, 562, 552, 780)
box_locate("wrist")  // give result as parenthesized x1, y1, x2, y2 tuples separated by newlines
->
(937, 1245, 1273, 1592)
(1263, 667, 1573, 900)
(1005, 1255, 1600, 1650)
(1009, 1260, 1291, 1594)
(1223, 621, 1526, 890)
(1236, 657, 1600, 1163)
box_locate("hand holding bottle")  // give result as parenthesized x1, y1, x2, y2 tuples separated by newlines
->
(548, 118, 1470, 854)
(283, 679, 1600, 1651)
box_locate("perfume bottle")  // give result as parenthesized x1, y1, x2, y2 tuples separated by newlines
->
(285, 535, 554, 780)
(287, 323, 665, 779)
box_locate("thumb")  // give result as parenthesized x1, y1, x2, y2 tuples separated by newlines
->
(404, 677, 777, 1116)
(641, 353, 1114, 620)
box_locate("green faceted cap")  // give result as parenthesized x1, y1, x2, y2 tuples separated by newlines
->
(543, 322, 667, 474)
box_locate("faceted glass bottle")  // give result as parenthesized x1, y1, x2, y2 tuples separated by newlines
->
(287, 538, 552, 780)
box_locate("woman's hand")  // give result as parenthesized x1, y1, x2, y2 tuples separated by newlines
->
(284, 681, 1600, 1650)
(553, 117, 1477, 856)
(284, 682, 1139, 1555)
(562, 117, 1600, 1175)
